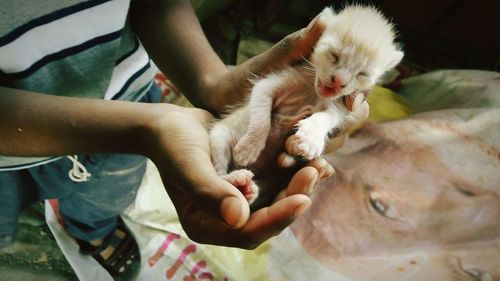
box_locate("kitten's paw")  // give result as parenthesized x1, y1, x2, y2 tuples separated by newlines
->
(222, 169, 259, 204)
(233, 135, 265, 167)
(222, 169, 254, 186)
(286, 124, 325, 160)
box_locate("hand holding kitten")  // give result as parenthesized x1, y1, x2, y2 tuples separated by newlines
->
(150, 16, 333, 249)
(210, 5, 402, 209)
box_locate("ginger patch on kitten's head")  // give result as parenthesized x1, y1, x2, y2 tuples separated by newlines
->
(310, 5, 403, 100)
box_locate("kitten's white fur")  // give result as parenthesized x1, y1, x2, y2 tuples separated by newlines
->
(210, 5, 403, 206)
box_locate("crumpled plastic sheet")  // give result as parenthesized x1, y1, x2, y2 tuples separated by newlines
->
(46, 70, 500, 281)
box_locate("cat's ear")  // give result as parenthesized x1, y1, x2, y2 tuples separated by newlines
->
(318, 7, 336, 24)
(386, 49, 404, 70)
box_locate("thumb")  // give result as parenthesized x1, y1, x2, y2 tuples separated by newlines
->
(176, 158, 251, 228)
(198, 173, 251, 228)
(243, 13, 326, 77)
(168, 168, 250, 229)
(157, 107, 250, 228)
(219, 185, 250, 228)
(176, 157, 250, 228)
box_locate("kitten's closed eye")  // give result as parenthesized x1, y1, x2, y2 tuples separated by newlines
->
(330, 51, 339, 64)
(357, 71, 369, 78)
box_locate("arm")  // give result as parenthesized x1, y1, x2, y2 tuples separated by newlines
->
(129, 0, 226, 111)
(130, 0, 326, 113)
(0, 86, 309, 248)
(0, 0, 331, 249)
(0, 86, 155, 157)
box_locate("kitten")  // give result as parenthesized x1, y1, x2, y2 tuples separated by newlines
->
(209, 5, 403, 210)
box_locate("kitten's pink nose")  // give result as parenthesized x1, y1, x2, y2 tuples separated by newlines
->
(330, 76, 346, 88)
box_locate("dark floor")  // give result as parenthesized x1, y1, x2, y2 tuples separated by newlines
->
(0, 203, 77, 281)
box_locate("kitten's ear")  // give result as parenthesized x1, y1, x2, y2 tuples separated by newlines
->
(386, 49, 404, 70)
(318, 7, 336, 24)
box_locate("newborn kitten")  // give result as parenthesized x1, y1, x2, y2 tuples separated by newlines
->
(210, 5, 403, 210)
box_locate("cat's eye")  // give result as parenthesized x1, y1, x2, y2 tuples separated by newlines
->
(330, 52, 339, 64)
(455, 186, 476, 197)
(358, 71, 369, 77)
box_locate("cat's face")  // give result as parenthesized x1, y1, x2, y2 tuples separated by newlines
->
(309, 6, 403, 100)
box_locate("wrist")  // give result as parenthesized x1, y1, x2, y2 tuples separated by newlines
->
(199, 67, 255, 114)
(136, 103, 171, 161)
(198, 70, 228, 113)
(137, 103, 194, 162)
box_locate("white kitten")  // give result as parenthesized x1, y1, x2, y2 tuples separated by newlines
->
(209, 5, 403, 210)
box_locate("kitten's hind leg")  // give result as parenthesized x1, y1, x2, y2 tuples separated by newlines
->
(222, 169, 259, 204)
(233, 74, 286, 167)
(210, 123, 237, 176)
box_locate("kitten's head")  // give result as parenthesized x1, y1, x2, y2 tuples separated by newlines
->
(310, 5, 403, 100)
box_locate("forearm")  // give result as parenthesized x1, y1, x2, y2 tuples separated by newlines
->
(0, 86, 156, 157)
(130, 0, 227, 111)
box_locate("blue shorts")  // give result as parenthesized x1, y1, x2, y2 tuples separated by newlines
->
(0, 84, 162, 247)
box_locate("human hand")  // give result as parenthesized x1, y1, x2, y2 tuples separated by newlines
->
(144, 103, 333, 248)
(336, 91, 370, 149)
(201, 14, 326, 113)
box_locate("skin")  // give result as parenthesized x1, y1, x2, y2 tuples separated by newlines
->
(0, 0, 331, 249)
(291, 114, 500, 278)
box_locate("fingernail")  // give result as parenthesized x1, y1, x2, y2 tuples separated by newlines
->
(221, 196, 246, 228)
(277, 153, 296, 168)
(306, 182, 317, 195)
(325, 166, 336, 178)
(294, 200, 311, 217)
(353, 92, 364, 111)
(306, 171, 319, 194)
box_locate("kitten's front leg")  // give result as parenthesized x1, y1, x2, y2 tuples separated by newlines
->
(287, 109, 343, 160)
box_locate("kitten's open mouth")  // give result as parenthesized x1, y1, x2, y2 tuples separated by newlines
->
(318, 84, 341, 98)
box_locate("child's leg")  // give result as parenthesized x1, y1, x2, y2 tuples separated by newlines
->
(30, 153, 146, 241)
(0, 170, 38, 247)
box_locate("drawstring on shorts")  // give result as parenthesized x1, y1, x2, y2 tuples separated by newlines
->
(67, 155, 91, 182)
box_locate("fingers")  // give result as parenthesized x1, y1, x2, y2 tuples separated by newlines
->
(344, 91, 367, 112)
(178, 193, 310, 249)
(275, 155, 333, 201)
(286, 166, 318, 196)
(276, 152, 296, 168)
(164, 159, 250, 229)
(326, 132, 349, 153)
(284, 158, 333, 197)
(157, 108, 250, 228)
(241, 14, 326, 78)
(207, 15, 326, 112)
(308, 158, 335, 180)
(354, 100, 370, 121)
(179, 163, 250, 228)
(240, 194, 311, 248)
(219, 192, 249, 228)
(178, 161, 330, 248)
